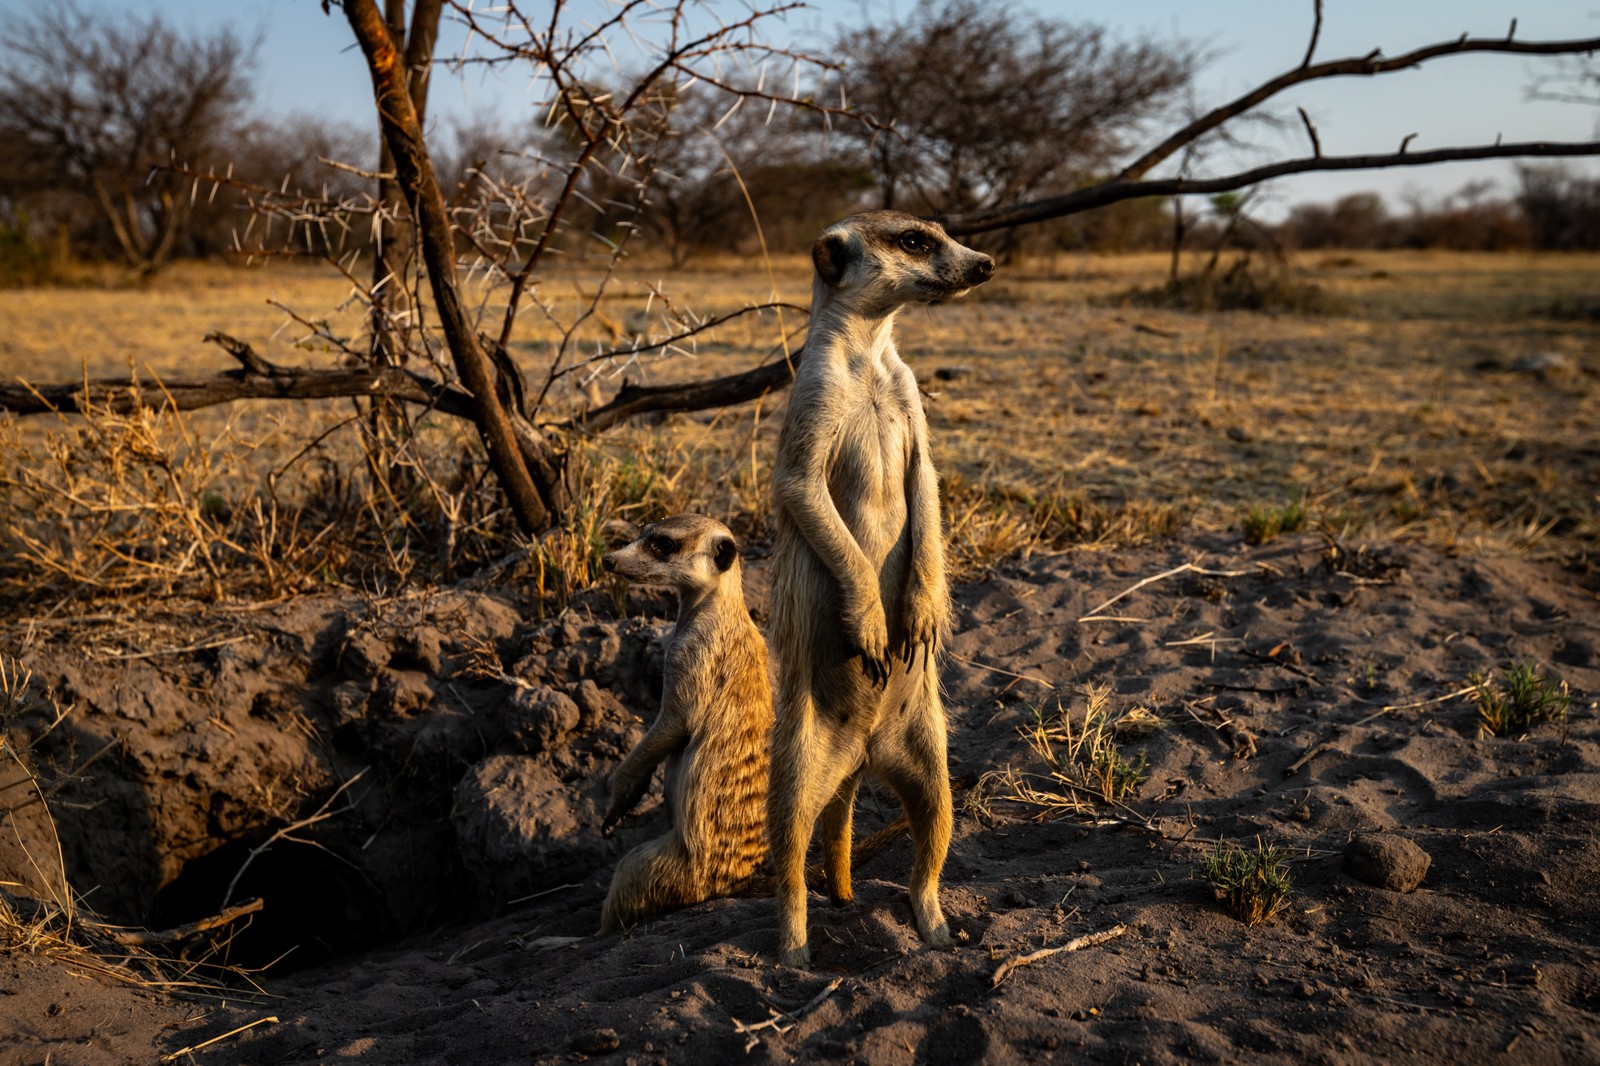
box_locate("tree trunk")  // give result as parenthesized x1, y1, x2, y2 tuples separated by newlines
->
(343, 0, 562, 534)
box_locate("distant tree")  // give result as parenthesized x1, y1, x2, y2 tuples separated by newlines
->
(631, 86, 871, 263)
(1518, 164, 1600, 250)
(0, 3, 253, 275)
(833, 0, 1194, 223)
(1284, 191, 1390, 248)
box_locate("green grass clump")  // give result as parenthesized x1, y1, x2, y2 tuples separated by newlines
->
(1471, 661, 1570, 736)
(1242, 497, 1308, 545)
(1197, 838, 1292, 926)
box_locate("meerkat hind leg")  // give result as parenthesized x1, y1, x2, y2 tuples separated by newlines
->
(771, 721, 863, 967)
(600, 837, 696, 935)
(819, 765, 865, 905)
(872, 696, 954, 947)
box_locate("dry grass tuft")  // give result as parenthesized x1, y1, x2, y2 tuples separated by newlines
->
(1196, 838, 1293, 927)
(943, 473, 1190, 581)
(0, 377, 540, 605)
(973, 685, 1152, 821)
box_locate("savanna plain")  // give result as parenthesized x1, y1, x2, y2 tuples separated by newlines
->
(0, 249, 1597, 1064)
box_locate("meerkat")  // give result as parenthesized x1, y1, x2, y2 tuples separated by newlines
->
(767, 211, 993, 968)
(597, 514, 773, 933)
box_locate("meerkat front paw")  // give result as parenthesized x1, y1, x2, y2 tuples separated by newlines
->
(844, 594, 891, 685)
(921, 921, 954, 948)
(601, 775, 650, 835)
(898, 588, 943, 669)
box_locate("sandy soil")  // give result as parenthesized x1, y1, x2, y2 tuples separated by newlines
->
(3, 526, 1597, 1065)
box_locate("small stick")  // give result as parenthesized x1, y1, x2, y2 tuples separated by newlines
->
(1240, 646, 1320, 683)
(1285, 742, 1336, 776)
(159, 1016, 280, 1062)
(1352, 684, 1477, 727)
(991, 924, 1128, 988)
(732, 977, 844, 1051)
(506, 882, 582, 905)
(949, 653, 1056, 690)
(1079, 564, 1250, 622)
(222, 770, 366, 909)
(101, 635, 250, 661)
(98, 897, 264, 948)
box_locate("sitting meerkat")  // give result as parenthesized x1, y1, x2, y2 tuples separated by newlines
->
(597, 514, 772, 933)
(768, 211, 993, 967)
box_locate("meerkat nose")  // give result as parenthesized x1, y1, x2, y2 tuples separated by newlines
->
(967, 257, 995, 285)
(602, 554, 617, 573)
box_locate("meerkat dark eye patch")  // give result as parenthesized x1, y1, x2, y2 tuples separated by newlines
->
(647, 534, 679, 557)
(898, 230, 933, 254)
(712, 536, 737, 572)
(812, 232, 855, 287)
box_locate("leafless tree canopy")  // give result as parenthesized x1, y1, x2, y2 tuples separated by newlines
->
(834, 0, 1194, 220)
(0, 3, 253, 274)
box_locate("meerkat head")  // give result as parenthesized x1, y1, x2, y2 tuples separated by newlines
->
(601, 513, 740, 596)
(811, 210, 994, 316)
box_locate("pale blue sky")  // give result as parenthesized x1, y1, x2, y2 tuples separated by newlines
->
(8, 0, 1597, 218)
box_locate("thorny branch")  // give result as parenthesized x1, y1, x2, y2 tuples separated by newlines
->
(221, 770, 368, 910)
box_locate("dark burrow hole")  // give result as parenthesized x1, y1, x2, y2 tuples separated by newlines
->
(148, 835, 423, 972)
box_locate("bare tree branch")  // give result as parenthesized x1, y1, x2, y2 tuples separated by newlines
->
(1300, 0, 1323, 68)
(0, 334, 478, 419)
(1112, 33, 1600, 187)
(944, 140, 1600, 236)
(568, 349, 801, 436)
(1295, 106, 1322, 158)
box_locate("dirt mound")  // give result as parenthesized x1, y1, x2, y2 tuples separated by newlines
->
(3, 531, 1598, 1063)
(2, 586, 676, 974)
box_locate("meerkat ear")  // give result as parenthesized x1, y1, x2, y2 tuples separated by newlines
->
(712, 536, 738, 572)
(811, 231, 854, 287)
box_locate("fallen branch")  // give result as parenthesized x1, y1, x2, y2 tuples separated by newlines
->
(98, 897, 264, 949)
(0, 333, 477, 419)
(567, 347, 803, 436)
(990, 923, 1129, 988)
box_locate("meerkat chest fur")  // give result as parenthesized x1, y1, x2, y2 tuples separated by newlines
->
(817, 340, 918, 552)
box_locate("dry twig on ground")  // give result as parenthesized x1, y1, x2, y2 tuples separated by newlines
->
(990, 923, 1129, 988)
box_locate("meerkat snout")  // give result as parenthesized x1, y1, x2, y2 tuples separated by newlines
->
(966, 256, 995, 286)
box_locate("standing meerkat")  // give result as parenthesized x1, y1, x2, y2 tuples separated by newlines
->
(597, 514, 772, 933)
(768, 211, 993, 967)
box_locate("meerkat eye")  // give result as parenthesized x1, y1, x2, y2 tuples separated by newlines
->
(898, 231, 932, 255)
(647, 534, 677, 557)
